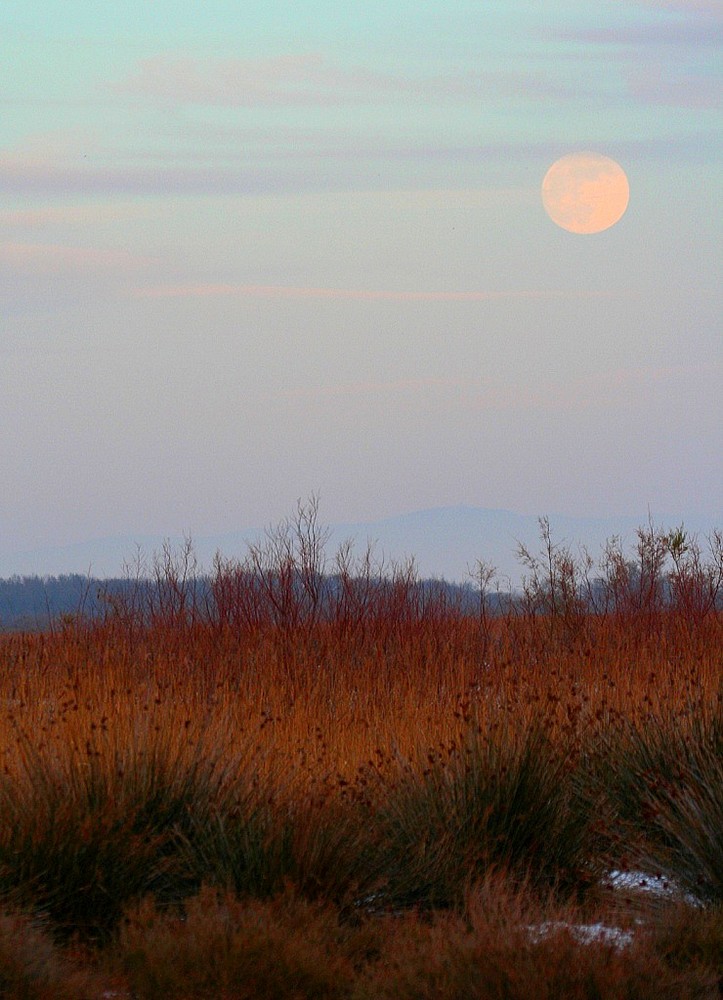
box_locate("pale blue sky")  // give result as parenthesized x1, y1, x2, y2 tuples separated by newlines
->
(1, 0, 721, 560)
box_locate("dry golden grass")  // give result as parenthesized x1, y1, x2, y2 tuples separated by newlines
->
(0, 564, 720, 994)
(1, 611, 719, 794)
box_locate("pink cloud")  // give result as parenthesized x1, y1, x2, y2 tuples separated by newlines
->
(112, 53, 419, 108)
(0, 204, 148, 227)
(563, 18, 721, 46)
(1, 126, 709, 202)
(627, 66, 720, 108)
(273, 364, 720, 417)
(133, 283, 612, 303)
(111, 53, 594, 111)
(0, 149, 306, 197)
(0, 242, 158, 275)
(283, 377, 471, 400)
(632, 0, 722, 13)
(553, 13, 721, 109)
(465, 364, 722, 415)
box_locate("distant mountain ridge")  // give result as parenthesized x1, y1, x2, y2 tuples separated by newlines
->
(2, 506, 718, 585)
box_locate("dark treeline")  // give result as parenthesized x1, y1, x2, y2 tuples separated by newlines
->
(0, 574, 131, 632)
(0, 572, 488, 633)
(2, 499, 722, 632)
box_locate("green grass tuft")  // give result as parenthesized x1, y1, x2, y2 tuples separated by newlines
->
(602, 708, 723, 905)
(374, 723, 596, 911)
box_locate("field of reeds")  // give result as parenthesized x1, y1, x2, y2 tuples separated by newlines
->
(0, 503, 721, 998)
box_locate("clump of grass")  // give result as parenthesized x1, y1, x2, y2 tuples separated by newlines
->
(650, 901, 723, 989)
(109, 883, 374, 1000)
(177, 796, 293, 902)
(104, 878, 721, 1000)
(0, 907, 100, 999)
(175, 746, 384, 909)
(601, 707, 723, 905)
(0, 721, 240, 940)
(373, 722, 596, 911)
(281, 791, 384, 907)
(359, 876, 719, 1000)
(637, 756, 723, 905)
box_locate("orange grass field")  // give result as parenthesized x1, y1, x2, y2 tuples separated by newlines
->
(0, 514, 721, 997)
(2, 608, 721, 795)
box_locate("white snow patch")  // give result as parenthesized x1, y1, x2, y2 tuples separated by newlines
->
(527, 921, 635, 950)
(606, 870, 677, 896)
(605, 869, 702, 905)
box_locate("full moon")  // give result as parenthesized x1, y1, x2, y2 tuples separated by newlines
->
(542, 152, 629, 234)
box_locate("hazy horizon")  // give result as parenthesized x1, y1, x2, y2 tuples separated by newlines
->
(2, 501, 720, 587)
(3, 1, 721, 557)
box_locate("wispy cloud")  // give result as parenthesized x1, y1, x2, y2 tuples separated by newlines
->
(110, 51, 628, 111)
(283, 377, 470, 399)
(632, 0, 722, 15)
(277, 363, 721, 415)
(0, 242, 158, 275)
(0, 118, 713, 202)
(566, 19, 722, 47)
(112, 53, 447, 108)
(0, 204, 149, 228)
(553, 12, 722, 109)
(627, 66, 721, 108)
(133, 283, 613, 303)
(466, 364, 722, 415)
(0, 150, 308, 197)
